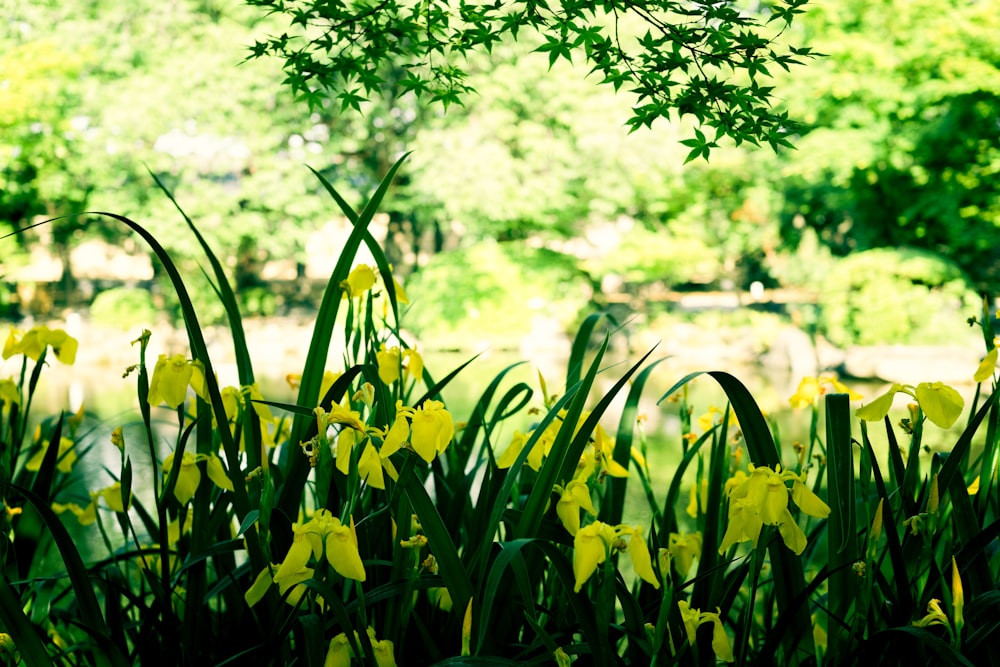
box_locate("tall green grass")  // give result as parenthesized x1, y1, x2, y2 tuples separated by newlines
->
(1, 160, 998, 665)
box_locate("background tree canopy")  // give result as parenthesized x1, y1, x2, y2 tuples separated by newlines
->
(245, 0, 813, 155)
(1, 0, 998, 348)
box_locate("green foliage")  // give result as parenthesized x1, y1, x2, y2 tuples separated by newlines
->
(775, 0, 1000, 288)
(89, 287, 158, 329)
(245, 0, 814, 153)
(404, 241, 591, 348)
(817, 247, 980, 347)
(584, 225, 720, 286)
(2, 166, 999, 666)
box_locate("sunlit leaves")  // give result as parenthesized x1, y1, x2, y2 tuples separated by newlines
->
(245, 0, 815, 155)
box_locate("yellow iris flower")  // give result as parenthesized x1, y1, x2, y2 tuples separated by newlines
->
(3, 325, 78, 364)
(407, 400, 454, 463)
(0, 378, 20, 407)
(678, 600, 734, 662)
(325, 628, 396, 667)
(246, 511, 365, 607)
(555, 480, 597, 535)
(668, 532, 703, 578)
(162, 451, 233, 504)
(720, 464, 830, 555)
(341, 264, 377, 298)
(147, 354, 208, 408)
(376, 344, 402, 385)
(52, 500, 97, 525)
(26, 437, 76, 473)
(96, 482, 131, 513)
(789, 373, 862, 408)
(572, 521, 659, 592)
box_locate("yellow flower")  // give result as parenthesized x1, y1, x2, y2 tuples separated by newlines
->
(572, 521, 616, 592)
(96, 482, 131, 513)
(0, 632, 14, 658)
(686, 478, 709, 518)
(391, 276, 409, 305)
(697, 406, 724, 433)
(148, 354, 204, 408)
(380, 415, 409, 458)
(376, 344, 401, 385)
(913, 598, 950, 628)
(269, 510, 367, 596)
(677, 601, 734, 662)
(163, 452, 201, 504)
(52, 500, 97, 525)
(623, 526, 659, 589)
(593, 424, 628, 477)
(325, 632, 352, 667)
(403, 347, 423, 383)
(914, 382, 965, 429)
(462, 599, 473, 656)
(26, 437, 76, 473)
(110, 426, 125, 453)
(336, 428, 360, 475)
(341, 264, 377, 297)
(204, 453, 234, 492)
(324, 404, 367, 433)
(719, 465, 829, 555)
(974, 348, 998, 383)
(555, 480, 597, 535)
(221, 386, 243, 423)
(789, 373, 862, 408)
(243, 382, 273, 421)
(0, 378, 19, 407)
(409, 400, 454, 462)
(952, 556, 964, 632)
(3, 326, 78, 364)
(668, 532, 703, 577)
(496, 430, 533, 469)
(357, 441, 385, 490)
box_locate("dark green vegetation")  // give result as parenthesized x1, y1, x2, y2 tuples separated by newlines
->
(0, 164, 998, 665)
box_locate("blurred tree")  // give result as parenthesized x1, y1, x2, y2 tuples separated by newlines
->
(774, 0, 1000, 290)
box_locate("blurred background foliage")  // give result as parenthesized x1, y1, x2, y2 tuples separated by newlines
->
(0, 0, 997, 348)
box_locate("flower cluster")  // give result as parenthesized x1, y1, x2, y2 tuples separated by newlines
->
(162, 451, 233, 504)
(315, 398, 454, 490)
(325, 627, 396, 667)
(245, 510, 365, 608)
(3, 325, 78, 365)
(498, 411, 630, 479)
(720, 464, 830, 555)
(572, 521, 658, 592)
(678, 600, 734, 662)
(788, 373, 862, 408)
(146, 354, 207, 408)
(376, 343, 423, 385)
(340, 263, 409, 306)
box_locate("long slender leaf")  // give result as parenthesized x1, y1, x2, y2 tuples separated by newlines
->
(601, 357, 668, 527)
(2, 481, 129, 666)
(278, 154, 409, 517)
(0, 569, 54, 666)
(826, 393, 858, 656)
